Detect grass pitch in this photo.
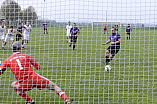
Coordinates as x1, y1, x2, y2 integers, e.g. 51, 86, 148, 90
0, 26, 156, 104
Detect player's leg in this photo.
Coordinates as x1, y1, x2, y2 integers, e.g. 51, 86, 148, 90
11, 81, 34, 103
73, 38, 77, 50
10, 39, 14, 48
66, 32, 69, 43
3, 35, 9, 50
129, 33, 130, 40
69, 37, 72, 47
44, 28, 45, 34
69, 34, 71, 43
103, 46, 111, 65
46, 28, 48, 34
127, 33, 128, 40
109, 48, 120, 62
67, 36, 69, 43
24, 34, 28, 49
35, 73, 75, 104
16, 34, 19, 41
104, 29, 106, 34
1, 34, 5, 49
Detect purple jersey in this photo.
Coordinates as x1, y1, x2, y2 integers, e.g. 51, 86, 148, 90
70, 27, 79, 38
17, 26, 23, 33
114, 25, 118, 29
43, 24, 47, 28
126, 26, 131, 32
110, 33, 121, 49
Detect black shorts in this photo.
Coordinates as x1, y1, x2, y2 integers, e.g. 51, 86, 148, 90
44, 28, 47, 30
115, 28, 118, 31
104, 28, 107, 31
16, 34, 23, 41
71, 38, 77, 43
107, 46, 120, 56
126, 32, 130, 35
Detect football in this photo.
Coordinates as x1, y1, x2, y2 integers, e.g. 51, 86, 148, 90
105, 65, 111, 72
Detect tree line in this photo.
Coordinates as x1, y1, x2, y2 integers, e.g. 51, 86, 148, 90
1, 0, 38, 26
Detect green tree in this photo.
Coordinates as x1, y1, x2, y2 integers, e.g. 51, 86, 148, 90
1, 0, 21, 26
21, 6, 38, 25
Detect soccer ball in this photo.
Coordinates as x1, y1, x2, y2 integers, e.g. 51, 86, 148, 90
105, 65, 111, 72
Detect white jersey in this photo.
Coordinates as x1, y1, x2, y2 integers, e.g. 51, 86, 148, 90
24, 25, 32, 34
66, 25, 72, 34
0, 26, 7, 34
7, 29, 16, 36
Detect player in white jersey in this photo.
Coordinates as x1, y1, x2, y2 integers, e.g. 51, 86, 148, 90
3, 26, 21, 50
0, 21, 7, 49
23, 21, 32, 49
65, 21, 72, 43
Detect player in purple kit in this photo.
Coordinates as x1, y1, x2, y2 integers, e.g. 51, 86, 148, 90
126, 24, 132, 40
102, 27, 121, 64
114, 24, 118, 32
69, 23, 80, 50
43, 22, 48, 34
16, 23, 28, 46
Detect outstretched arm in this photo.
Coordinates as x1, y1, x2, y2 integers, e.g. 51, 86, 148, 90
102, 39, 111, 45
28, 55, 41, 70
0, 60, 7, 75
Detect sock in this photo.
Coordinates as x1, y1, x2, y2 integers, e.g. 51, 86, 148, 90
4, 43, 6, 47
105, 55, 109, 63
69, 39, 70, 42
22, 41, 24, 45
73, 45, 75, 50
2, 42, 4, 47
127, 37, 128, 40
16, 90, 33, 102
129, 37, 130, 39
44, 32, 45, 34
58, 91, 70, 102
24, 42, 27, 48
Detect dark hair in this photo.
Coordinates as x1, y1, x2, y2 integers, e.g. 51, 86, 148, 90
73, 23, 76, 25
128, 24, 130, 25
10, 26, 13, 28
112, 27, 116, 30
13, 47, 20, 52
19, 23, 21, 25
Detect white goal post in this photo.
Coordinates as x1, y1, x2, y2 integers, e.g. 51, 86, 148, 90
92, 21, 121, 31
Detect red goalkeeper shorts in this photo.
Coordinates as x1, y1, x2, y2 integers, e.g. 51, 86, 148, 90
15, 73, 50, 91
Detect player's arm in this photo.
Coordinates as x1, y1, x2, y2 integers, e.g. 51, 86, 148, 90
111, 38, 121, 44
76, 29, 80, 36
15, 30, 22, 36
23, 26, 29, 32
111, 36, 121, 44
102, 39, 111, 45
0, 60, 8, 75
8, 30, 14, 36
28, 55, 40, 70
65, 27, 67, 35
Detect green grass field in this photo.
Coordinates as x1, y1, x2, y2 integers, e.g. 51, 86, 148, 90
0, 27, 157, 104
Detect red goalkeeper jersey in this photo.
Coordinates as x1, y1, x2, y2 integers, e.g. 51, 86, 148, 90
1, 52, 40, 81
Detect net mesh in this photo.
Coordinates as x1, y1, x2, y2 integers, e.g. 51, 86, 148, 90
0, 0, 156, 104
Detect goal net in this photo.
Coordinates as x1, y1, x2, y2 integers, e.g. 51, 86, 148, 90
0, 0, 157, 104
92, 21, 121, 31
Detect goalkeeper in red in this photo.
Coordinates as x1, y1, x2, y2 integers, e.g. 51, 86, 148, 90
0, 41, 75, 104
